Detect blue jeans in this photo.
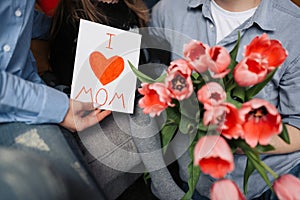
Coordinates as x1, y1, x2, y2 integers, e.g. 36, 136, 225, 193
0, 122, 106, 200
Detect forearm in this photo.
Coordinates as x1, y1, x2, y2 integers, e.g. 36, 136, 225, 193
0, 71, 68, 124
268, 124, 300, 154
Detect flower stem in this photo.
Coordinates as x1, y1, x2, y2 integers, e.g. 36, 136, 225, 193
236, 140, 279, 179
252, 154, 279, 179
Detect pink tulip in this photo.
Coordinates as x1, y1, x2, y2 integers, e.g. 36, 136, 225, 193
183, 40, 210, 73
233, 55, 268, 87
138, 83, 173, 117
194, 135, 234, 179
273, 174, 300, 200
165, 59, 194, 100
197, 82, 226, 106
211, 179, 246, 200
207, 46, 231, 78
203, 104, 227, 126
203, 103, 244, 139
239, 98, 282, 148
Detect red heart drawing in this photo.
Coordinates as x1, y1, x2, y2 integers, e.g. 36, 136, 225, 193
89, 51, 124, 85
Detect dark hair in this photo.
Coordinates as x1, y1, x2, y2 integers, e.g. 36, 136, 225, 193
50, 0, 149, 38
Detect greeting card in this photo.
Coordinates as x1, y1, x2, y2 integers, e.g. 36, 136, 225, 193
71, 19, 141, 113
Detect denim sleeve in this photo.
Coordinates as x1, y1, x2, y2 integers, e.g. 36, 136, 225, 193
278, 56, 300, 129
32, 10, 51, 39
0, 70, 69, 124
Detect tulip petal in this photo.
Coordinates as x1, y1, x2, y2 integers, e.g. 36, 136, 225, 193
240, 99, 282, 148
194, 136, 234, 179
273, 174, 300, 200
211, 179, 246, 200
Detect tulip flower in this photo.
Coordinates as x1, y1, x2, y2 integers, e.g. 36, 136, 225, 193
233, 55, 268, 87
165, 59, 194, 100
203, 103, 244, 139
211, 179, 246, 200
273, 174, 300, 200
194, 135, 234, 179
183, 40, 210, 73
244, 33, 288, 70
197, 82, 226, 107
207, 46, 231, 78
138, 83, 173, 117
239, 98, 282, 148
234, 33, 288, 86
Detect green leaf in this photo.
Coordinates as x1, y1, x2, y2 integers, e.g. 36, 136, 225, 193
230, 32, 241, 66
224, 32, 241, 82
192, 79, 203, 85
246, 151, 273, 189
161, 123, 178, 153
155, 73, 167, 83
278, 123, 290, 144
246, 68, 278, 100
243, 158, 255, 194
181, 138, 201, 200
179, 97, 199, 120
192, 72, 199, 79
198, 120, 208, 132
143, 172, 151, 184
255, 144, 275, 153
226, 91, 243, 108
231, 86, 246, 103
224, 78, 237, 93
179, 115, 197, 134
166, 107, 181, 125
128, 60, 155, 83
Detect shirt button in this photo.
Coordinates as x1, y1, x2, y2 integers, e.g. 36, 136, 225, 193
3, 44, 11, 52
15, 9, 22, 17
209, 24, 214, 29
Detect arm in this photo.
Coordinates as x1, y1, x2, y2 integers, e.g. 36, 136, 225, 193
268, 124, 300, 154
32, 10, 51, 39
266, 54, 300, 154
0, 70, 111, 131
0, 70, 68, 124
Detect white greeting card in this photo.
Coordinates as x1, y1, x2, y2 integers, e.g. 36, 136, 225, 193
71, 19, 141, 113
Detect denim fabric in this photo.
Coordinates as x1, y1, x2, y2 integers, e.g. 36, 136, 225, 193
0, 147, 68, 200
0, 122, 106, 200
0, 0, 69, 124
252, 163, 300, 200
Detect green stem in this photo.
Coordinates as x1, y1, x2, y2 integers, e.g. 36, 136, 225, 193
248, 152, 278, 179
245, 150, 278, 179
236, 140, 279, 179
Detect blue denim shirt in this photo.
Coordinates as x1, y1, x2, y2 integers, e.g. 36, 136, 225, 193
147, 0, 300, 199
150, 0, 300, 129
0, 0, 69, 124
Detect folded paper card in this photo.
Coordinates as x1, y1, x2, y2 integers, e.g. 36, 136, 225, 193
71, 19, 141, 113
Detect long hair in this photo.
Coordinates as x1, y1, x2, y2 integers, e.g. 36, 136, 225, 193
50, 0, 149, 39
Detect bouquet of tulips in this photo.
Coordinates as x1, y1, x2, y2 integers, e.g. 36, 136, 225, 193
129, 33, 300, 199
